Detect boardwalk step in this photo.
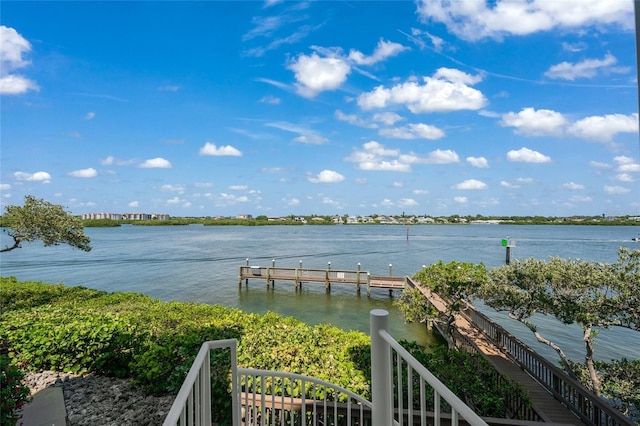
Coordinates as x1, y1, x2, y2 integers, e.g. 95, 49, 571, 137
20, 386, 67, 426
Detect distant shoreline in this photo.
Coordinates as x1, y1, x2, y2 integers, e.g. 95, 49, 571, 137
81, 215, 640, 228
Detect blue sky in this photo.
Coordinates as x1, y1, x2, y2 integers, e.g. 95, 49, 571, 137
1, 1, 638, 218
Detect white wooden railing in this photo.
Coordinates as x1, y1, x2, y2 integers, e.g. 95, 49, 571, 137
164, 310, 488, 426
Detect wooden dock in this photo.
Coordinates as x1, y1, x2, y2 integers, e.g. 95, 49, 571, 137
237, 263, 631, 425
415, 286, 592, 425
238, 264, 408, 295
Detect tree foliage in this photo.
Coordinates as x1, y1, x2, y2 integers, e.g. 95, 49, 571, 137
0, 195, 91, 252
571, 358, 640, 420
483, 248, 640, 396
398, 261, 489, 344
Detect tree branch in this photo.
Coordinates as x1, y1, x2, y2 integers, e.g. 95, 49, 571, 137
0, 235, 21, 253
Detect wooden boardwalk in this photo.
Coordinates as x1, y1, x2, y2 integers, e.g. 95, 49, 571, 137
237, 264, 631, 426
415, 286, 587, 426
238, 264, 407, 295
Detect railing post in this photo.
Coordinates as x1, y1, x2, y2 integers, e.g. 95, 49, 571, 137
370, 309, 392, 426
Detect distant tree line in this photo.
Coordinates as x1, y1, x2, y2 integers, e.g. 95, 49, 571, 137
81, 214, 640, 227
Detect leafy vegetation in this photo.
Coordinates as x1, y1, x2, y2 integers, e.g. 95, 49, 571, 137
484, 248, 640, 396
571, 358, 640, 420
400, 341, 531, 419
81, 219, 122, 227
396, 252, 640, 421
397, 261, 488, 343
0, 354, 31, 426
0, 195, 91, 252
0, 277, 529, 422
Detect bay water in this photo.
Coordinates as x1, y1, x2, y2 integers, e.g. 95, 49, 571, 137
1, 224, 638, 362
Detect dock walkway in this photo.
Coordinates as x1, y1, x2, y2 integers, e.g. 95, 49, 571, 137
420, 287, 583, 425
238, 264, 406, 295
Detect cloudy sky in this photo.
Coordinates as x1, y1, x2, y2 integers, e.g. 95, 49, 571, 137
1, 1, 638, 217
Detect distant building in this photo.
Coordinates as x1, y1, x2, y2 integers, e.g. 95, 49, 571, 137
236, 214, 253, 220
82, 212, 122, 220
83, 212, 170, 220
123, 213, 170, 220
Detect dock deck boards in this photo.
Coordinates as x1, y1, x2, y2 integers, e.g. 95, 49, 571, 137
238, 265, 407, 293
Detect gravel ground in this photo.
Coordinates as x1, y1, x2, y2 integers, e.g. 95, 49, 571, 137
22, 371, 175, 425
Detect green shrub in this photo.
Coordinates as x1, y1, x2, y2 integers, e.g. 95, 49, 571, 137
398, 341, 530, 418
2, 307, 138, 377
0, 277, 532, 421
0, 277, 105, 313
1, 354, 31, 426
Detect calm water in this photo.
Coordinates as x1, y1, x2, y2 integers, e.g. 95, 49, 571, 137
1, 224, 638, 361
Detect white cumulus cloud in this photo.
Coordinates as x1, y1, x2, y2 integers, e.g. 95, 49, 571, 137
0, 26, 39, 95
507, 147, 551, 163
68, 168, 97, 178
357, 67, 486, 113
14, 171, 51, 183
161, 184, 186, 193
345, 142, 410, 172
615, 174, 635, 182
416, 0, 633, 41
544, 53, 627, 81
379, 123, 445, 140
604, 185, 630, 195
563, 182, 585, 190
401, 149, 460, 164
501, 107, 567, 137
348, 39, 409, 66
308, 169, 345, 183
139, 157, 172, 168
466, 156, 489, 168
288, 52, 351, 98
454, 179, 488, 190
567, 113, 638, 143
334, 110, 377, 128
372, 112, 405, 126
199, 142, 242, 156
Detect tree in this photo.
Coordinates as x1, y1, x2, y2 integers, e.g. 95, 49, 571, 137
1, 196, 91, 253
483, 248, 640, 396
397, 261, 489, 342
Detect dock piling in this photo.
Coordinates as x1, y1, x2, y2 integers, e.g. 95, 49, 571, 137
239, 262, 408, 295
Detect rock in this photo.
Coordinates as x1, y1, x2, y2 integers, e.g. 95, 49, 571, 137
23, 371, 174, 425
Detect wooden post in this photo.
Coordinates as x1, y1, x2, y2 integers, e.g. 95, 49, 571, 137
271, 259, 275, 286
296, 260, 302, 288
245, 258, 249, 285
326, 262, 331, 290
505, 246, 511, 265
356, 263, 361, 294
366, 273, 371, 297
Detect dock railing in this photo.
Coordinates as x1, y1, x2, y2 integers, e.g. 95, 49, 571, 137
370, 309, 489, 426
239, 263, 408, 294
458, 304, 634, 426
164, 310, 489, 426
